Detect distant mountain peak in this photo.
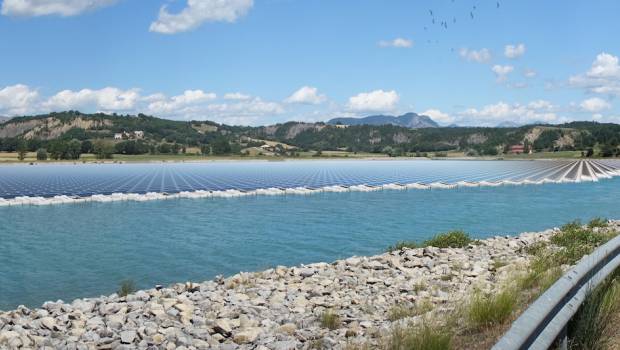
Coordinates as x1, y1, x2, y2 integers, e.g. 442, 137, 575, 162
327, 112, 439, 128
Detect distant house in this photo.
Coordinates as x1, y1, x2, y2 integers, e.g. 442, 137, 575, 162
260, 144, 276, 152
509, 144, 525, 154
134, 131, 144, 139
114, 133, 124, 140
334, 124, 349, 129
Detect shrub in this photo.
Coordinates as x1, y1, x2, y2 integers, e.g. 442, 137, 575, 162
320, 310, 341, 330
588, 217, 608, 229
118, 279, 136, 297
387, 231, 473, 252
550, 221, 616, 265
386, 241, 419, 252
467, 288, 517, 329
423, 230, 472, 248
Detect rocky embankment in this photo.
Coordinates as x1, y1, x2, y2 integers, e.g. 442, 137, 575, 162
0, 228, 574, 349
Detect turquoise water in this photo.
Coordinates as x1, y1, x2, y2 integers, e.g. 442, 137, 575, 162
1, 178, 620, 310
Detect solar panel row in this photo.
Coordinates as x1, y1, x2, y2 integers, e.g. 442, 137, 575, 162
0, 159, 618, 202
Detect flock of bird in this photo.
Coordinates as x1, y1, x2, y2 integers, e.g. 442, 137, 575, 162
422, 1, 502, 46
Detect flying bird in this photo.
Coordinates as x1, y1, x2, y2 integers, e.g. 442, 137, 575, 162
470, 11, 474, 19
429, 9, 433, 16
497, 2, 500, 8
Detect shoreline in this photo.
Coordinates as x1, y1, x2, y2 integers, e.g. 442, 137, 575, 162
2, 222, 617, 349
1, 222, 618, 349
0, 227, 554, 349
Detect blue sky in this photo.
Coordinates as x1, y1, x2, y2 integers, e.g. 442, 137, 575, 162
0, 0, 619, 126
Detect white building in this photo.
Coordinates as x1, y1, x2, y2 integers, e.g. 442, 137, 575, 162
114, 133, 123, 140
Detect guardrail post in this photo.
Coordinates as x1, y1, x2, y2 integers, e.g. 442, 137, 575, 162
558, 325, 568, 350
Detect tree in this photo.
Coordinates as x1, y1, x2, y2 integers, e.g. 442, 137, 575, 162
17, 140, 27, 161
93, 139, 114, 159
48, 140, 67, 160
211, 137, 232, 155
81, 140, 93, 154
36, 148, 48, 161
67, 140, 82, 159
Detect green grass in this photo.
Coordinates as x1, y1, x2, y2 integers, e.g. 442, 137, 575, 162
550, 221, 616, 265
384, 322, 452, 350
467, 287, 518, 330
387, 230, 473, 252
320, 309, 341, 330
567, 270, 620, 350
117, 279, 136, 297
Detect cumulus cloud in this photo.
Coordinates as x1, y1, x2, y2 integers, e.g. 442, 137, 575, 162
346, 89, 399, 113
44, 87, 141, 112
0, 84, 287, 125
569, 52, 620, 96
223, 92, 251, 100
492, 65, 514, 82
150, 0, 253, 34
284, 86, 326, 105
459, 48, 491, 63
1, 0, 116, 17
145, 92, 282, 125
421, 109, 454, 125
580, 97, 611, 112
0, 84, 40, 116
146, 90, 216, 114
378, 38, 413, 48
459, 100, 557, 126
504, 43, 526, 59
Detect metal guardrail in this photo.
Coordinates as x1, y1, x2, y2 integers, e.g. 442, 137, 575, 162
493, 233, 620, 350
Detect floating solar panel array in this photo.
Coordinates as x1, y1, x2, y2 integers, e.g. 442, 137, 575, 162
0, 159, 618, 207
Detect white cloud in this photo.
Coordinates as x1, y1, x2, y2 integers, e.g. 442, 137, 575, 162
146, 89, 216, 114
285, 86, 326, 105
1, 0, 116, 17
524, 69, 537, 78
459, 48, 491, 63
580, 97, 611, 112
0, 84, 40, 116
150, 0, 253, 34
504, 43, 526, 59
570, 52, 620, 96
378, 38, 413, 48
346, 89, 399, 113
492, 64, 514, 82
459, 100, 557, 126
223, 92, 251, 100
421, 109, 454, 125
0, 84, 287, 125
44, 87, 141, 111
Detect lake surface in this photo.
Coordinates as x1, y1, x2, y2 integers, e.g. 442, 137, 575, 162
1, 175, 620, 310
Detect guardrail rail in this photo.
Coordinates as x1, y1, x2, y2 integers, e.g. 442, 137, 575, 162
493, 233, 620, 350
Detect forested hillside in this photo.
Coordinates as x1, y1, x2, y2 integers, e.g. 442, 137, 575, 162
1, 111, 619, 159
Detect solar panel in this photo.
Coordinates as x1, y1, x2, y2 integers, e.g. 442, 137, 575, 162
0, 159, 618, 206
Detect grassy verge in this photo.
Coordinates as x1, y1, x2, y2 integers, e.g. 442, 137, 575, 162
375, 218, 618, 350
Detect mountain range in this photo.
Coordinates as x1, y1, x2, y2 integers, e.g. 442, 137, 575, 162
328, 112, 439, 128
